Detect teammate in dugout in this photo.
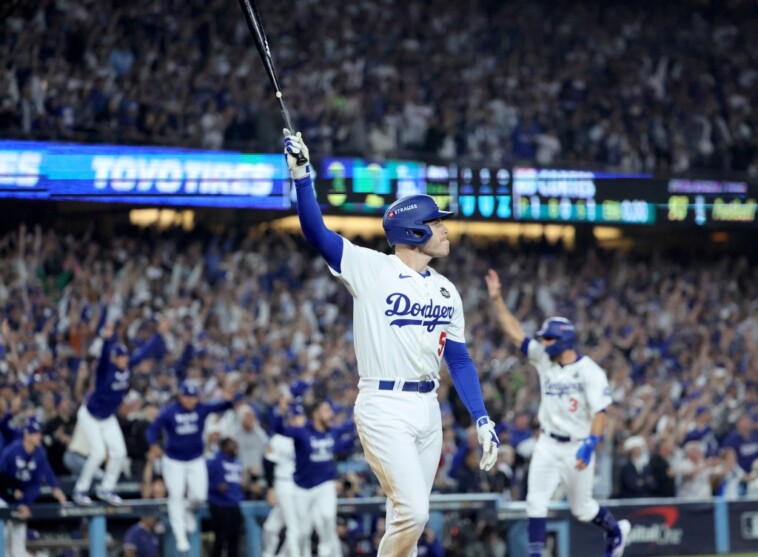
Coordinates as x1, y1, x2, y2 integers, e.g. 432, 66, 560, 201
484, 269, 631, 557
0, 417, 67, 557
73, 320, 168, 506
146, 380, 237, 554
284, 130, 499, 556
275, 398, 356, 557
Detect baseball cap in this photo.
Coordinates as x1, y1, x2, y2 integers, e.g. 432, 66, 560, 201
24, 416, 42, 434
695, 405, 710, 417
179, 381, 199, 397
111, 343, 128, 358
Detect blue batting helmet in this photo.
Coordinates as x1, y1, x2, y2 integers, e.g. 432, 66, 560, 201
536, 317, 576, 358
382, 195, 453, 247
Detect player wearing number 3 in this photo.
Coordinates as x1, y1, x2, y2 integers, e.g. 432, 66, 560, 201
484, 269, 631, 557
284, 130, 499, 557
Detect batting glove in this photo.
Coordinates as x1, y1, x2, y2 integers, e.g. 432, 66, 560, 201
576, 434, 600, 466
283, 129, 311, 180
476, 416, 500, 471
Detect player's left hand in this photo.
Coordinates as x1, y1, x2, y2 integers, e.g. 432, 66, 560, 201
575, 434, 599, 470
476, 416, 500, 471
52, 487, 67, 504
283, 129, 311, 180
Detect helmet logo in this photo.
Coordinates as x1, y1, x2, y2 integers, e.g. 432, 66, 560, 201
393, 203, 418, 215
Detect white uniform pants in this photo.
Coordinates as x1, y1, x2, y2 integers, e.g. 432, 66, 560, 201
293, 480, 340, 557
526, 435, 600, 522
263, 479, 302, 557
0, 499, 26, 557
163, 456, 208, 550
354, 388, 442, 557
74, 405, 127, 493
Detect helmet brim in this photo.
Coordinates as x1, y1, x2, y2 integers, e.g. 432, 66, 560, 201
421, 209, 454, 223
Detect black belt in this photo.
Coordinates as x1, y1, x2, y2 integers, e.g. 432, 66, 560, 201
378, 380, 436, 393
541, 428, 572, 443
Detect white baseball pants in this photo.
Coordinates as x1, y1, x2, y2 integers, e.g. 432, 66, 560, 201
293, 480, 341, 557
263, 479, 303, 557
0, 500, 27, 557
354, 386, 442, 557
526, 434, 599, 522
163, 456, 208, 550
73, 405, 127, 493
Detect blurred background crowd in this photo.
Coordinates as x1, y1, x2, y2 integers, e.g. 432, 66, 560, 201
0, 222, 757, 553
1, 0, 757, 173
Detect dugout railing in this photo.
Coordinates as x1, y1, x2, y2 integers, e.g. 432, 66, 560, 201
1, 494, 757, 557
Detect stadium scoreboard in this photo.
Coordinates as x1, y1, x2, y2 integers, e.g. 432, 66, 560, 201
1, 140, 755, 227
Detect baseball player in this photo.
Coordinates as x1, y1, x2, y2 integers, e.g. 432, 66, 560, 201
284, 130, 499, 556
207, 437, 244, 557
146, 381, 235, 554
262, 430, 300, 557
484, 269, 631, 557
276, 399, 355, 557
0, 417, 67, 557
73, 322, 166, 506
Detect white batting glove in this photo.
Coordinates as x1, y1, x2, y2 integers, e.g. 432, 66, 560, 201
283, 129, 311, 180
476, 416, 500, 471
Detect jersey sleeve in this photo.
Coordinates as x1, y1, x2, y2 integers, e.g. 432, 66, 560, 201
582, 361, 613, 414
328, 238, 387, 299
524, 338, 551, 370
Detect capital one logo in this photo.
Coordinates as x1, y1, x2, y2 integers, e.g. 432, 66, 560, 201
626, 506, 684, 546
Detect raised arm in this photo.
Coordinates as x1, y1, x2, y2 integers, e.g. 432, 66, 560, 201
484, 269, 526, 347
283, 130, 344, 272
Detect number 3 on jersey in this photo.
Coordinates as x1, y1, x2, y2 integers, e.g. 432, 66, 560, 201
568, 397, 578, 413
437, 331, 447, 356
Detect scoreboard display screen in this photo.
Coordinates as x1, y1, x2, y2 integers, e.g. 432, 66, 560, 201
318, 158, 456, 215
510, 167, 657, 225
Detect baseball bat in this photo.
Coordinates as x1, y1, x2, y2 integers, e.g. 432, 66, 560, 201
238, 0, 307, 166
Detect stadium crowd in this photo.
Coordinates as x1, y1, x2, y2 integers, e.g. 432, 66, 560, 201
2, 0, 757, 173
0, 222, 757, 554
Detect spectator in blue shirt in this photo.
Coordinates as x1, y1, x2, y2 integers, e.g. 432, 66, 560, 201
123, 516, 160, 557
722, 414, 758, 474
207, 437, 244, 557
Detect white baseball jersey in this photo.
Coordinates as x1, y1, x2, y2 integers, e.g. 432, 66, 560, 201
330, 238, 464, 380
525, 338, 612, 439
266, 434, 295, 483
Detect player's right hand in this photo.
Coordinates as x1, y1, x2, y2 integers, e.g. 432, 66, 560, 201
16, 504, 31, 520
283, 129, 311, 180
148, 444, 163, 461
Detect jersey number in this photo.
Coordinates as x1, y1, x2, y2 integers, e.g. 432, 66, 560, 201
568, 397, 578, 413
437, 332, 447, 356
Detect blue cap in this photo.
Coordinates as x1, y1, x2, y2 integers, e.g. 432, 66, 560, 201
179, 381, 199, 397
290, 380, 311, 399
696, 405, 710, 417
24, 416, 42, 434
111, 343, 128, 358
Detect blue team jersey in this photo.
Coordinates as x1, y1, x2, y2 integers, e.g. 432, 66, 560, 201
722, 430, 758, 473
123, 522, 159, 557
280, 421, 355, 489
207, 452, 244, 507
87, 334, 164, 419
0, 440, 58, 505
146, 400, 233, 461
